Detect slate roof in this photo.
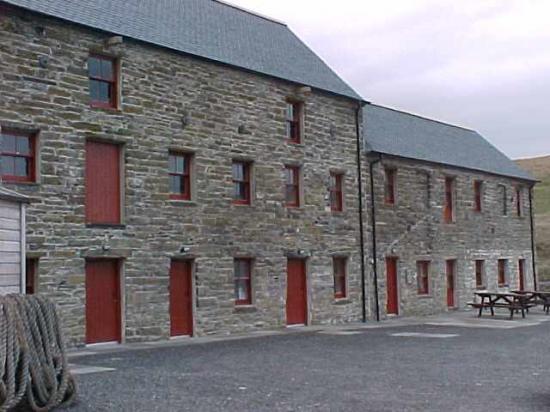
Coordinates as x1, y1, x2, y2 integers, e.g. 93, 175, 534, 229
363, 104, 535, 182
2, 0, 362, 101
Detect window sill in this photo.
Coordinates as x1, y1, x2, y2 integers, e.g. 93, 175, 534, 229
169, 199, 197, 207
1, 180, 39, 186
232, 201, 252, 207
233, 305, 257, 314
333, 298, 351, 305
417, 294, 432, 299
90, 104, 122, 113
286, 140, 303, 146
498, 284, 509, 288
86, 224, 126, 229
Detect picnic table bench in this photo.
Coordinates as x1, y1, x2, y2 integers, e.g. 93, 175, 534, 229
468, 291, 533, 319
512, 290, 550, 314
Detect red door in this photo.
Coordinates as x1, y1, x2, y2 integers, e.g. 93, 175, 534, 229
85, 140, 121, 225
386, 257, 398, 315
446, 260, 455, 308
86, 259, 121, 344
170, 260, 193, 337
518, 259, 525, 291
286, 259, 307, 325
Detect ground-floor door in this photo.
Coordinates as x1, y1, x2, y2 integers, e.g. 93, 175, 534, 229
286, 259, 307, 325
446, 260, 456, 308
386, 257, 399, 315
86, 259, 121, 344
518, 259, 525, 291
170, 260, 193, 337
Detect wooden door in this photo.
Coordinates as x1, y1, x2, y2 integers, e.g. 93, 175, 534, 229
86, 259, 121, 344
85, 140, 121, 225
518, 259, 525, 291
286, 259, 307, 325
386, 257, 398, 315
170, 260, 193, 337
446, 260, 455, 308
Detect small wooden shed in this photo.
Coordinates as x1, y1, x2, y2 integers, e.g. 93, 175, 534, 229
0, 186, 29, 295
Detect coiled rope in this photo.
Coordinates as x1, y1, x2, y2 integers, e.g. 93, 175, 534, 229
0, 295, 76, 411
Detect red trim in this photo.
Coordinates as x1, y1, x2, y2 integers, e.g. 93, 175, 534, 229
0, 129, 37, 183
89, 55, 118, 109
169, 152, 191, 201
330, 173, 343, 212
285, 165, 300, 207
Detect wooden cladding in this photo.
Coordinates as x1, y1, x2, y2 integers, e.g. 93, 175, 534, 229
85, 140, 121, 225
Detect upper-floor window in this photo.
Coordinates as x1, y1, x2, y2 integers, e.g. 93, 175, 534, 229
473, 180, 483, 212
0, 129, 36, 183
384, 168, 396, 205
169, 152, 192, 201
285, 165, 300, 207
329, 172, 344, 212
515, 187, 523, 217
285, 101, 303, 144
444, 177, 455, 223
417, 261, 430, 295
88, 55, 118, 109
333, 257, 347, 299
475, 260, 485, 289
498, 259, 508, 287
232, 161, 251, 205
499, 185, 507, 216
234, 258, 252, 305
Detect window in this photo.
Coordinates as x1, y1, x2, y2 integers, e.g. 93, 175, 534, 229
234, 259, 252, 305
169, 152, 192, 200
384, 168, 396, 205
515, 187, 523, 217
498, 259, 508, 287
444, 177, 455, 223
518, 259, 526, 291
499, 185, 507, 216
88, 55, 118, 108
329, 172, 343, 212
285, 165, 300, 207
0, 129, 36, 183
285, 101, 303, 143
25, 258, 38, 295
333, 257, 347, 299
475, 260, 485, 289
417, 261, 430, 295
473, 180, 483, 212
85, 140, 121, 225
232, 161, 251, 205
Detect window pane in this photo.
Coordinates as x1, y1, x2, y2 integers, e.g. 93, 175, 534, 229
1, 156, 15, 175
88, 57, 101, 78
176, 156, 185, 174
233, 163, 244, 181
14, 157, 28, 177
16, 136, 30, 155
169, 155, 177, 173
334, 276, 345, 295
285, 168, 296, 184
286, 104, 294, 121
170, 175, 181, 194
98, 82, 110, 102
101, 59, 114, 81
235, 279, 249, 301
286, 185, 297, 204
234, 182, 246, 200
1, 134, 16, 153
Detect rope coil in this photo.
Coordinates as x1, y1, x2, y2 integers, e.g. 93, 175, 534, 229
0, 295, 76, 411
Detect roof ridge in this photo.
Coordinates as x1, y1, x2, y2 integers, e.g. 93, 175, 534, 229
211, 0, 287, 26
369, 103, 475, 133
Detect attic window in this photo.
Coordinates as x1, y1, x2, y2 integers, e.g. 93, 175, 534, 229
88, 55, 118, 108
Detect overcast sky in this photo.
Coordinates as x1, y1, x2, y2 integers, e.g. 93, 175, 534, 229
229, 0, 549, 159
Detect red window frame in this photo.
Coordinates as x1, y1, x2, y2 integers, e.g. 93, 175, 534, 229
285, 165, 300, 207
234, 258, 252, 305
384, 168, 396, 205
417, 261, 430, 295
473, 180, 482, 212
516, 187, 522, 217
232, 161, 251, 205
444, 177, 454, 223
498, 259, 507, 287
285, 101, 302, 144
330, 172, 343, 212
475, 260, 485, 289
0, 129, 36, 183
169, 152, 191, 201
333, 257, 347, 299
88, 54, 118, 109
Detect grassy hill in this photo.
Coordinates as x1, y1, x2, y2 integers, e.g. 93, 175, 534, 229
515, 155, 550, 283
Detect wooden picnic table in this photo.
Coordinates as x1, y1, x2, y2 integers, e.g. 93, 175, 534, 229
512, 290, 550, 314
470, 291, 532, 319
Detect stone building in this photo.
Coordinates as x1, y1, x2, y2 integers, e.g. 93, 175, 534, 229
0, 0, 365, 346
362, 104, 537, 319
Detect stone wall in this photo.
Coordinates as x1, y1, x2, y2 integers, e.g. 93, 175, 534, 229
0, 8, 363, 346
365, 155, 535, 317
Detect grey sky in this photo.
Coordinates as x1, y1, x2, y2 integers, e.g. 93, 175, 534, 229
228, 0, 550, 159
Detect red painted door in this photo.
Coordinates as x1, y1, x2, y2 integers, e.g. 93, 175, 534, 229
85, 140, 121, 225
286, 259, 307, 325
170, 260, 193, 337
446, 260, 455, 308
518, 259, 525, 291
86, 259, 121, 344
386, 257, 398, 315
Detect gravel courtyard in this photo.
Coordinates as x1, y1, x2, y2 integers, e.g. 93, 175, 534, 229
64, 314, 550, 412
